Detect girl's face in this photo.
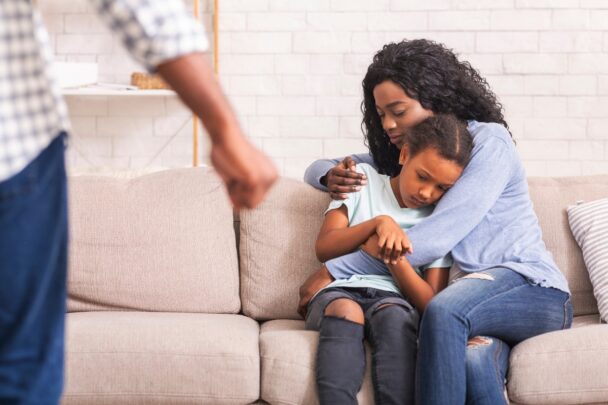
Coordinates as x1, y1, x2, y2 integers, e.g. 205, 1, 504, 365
373, 80, 434, 148
396, 146, 463, 209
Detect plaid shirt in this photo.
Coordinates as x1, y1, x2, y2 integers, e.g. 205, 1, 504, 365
0, 0, 208, 182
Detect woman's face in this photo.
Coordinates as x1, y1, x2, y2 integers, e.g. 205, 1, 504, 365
373, 80, 434, 148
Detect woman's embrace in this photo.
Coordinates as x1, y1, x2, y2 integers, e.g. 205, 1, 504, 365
303, 39, 572, 405
300, 115, 472, 404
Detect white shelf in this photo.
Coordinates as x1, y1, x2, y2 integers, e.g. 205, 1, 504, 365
62, 86, 176, 97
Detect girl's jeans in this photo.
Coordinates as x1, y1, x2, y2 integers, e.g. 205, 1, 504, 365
416, 267, 573, 405
0, 134, 68, 404
306, 287, 419, 405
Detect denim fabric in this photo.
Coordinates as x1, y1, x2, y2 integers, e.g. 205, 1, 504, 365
306, 287, 419, 405
315, 316, 365, 405
416, 267, 573, 405
466, 336, 510, 405
0, 134, 68, 404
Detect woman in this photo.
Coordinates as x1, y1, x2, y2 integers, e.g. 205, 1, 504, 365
304, 39, 572, 404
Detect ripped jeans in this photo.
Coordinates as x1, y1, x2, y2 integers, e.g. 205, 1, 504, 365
305, 287, 419, 405
416, 267, 573, 405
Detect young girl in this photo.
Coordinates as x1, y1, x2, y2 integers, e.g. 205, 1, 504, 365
299, 114, 473, 405
305, 39, 572, 405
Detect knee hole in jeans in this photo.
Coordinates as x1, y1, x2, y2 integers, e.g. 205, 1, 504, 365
324, 298, 364, 325
467, 336, 492, 348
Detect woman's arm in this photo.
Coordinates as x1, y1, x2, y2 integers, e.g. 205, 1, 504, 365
387, 260, 449, 313
304, 153, 375, 194
406, 131, 515, 267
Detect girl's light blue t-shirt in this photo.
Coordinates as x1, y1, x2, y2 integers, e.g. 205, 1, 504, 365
322, 163, 452, 294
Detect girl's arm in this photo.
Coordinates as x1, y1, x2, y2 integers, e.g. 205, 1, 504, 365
387, 259, 449, 313
316, 206, 410, 263
304, 153, 375, 192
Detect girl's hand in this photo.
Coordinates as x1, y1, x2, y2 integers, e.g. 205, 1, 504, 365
298, 267, 334, 319
322, 157, 368, 200
375, 215, 413, 264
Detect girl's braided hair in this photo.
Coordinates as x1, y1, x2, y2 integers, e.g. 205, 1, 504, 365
406, 114, 473, 169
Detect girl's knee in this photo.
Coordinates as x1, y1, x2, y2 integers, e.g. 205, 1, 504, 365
324, 298, 364, 325
370, 304, 418, 332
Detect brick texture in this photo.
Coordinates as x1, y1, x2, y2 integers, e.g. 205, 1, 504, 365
42, 0, 608, 177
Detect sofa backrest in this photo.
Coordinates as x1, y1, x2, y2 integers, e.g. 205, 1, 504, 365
527, 175, 608, 316
239, 178, 329, 320
240, 175, 608, 320
68, 168, 240, 313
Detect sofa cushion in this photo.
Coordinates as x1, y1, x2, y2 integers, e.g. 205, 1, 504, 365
68, 168, 240, 313
527, 175, 608, 316
507, 324, 608, 404
572, 314, 602, 328
567, 197, 608, 322
240, 178, 330, 320
62, 312, 259, 404
259, 320, 374, 405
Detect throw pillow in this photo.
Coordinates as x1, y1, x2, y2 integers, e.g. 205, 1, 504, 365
567, 198, 608, 322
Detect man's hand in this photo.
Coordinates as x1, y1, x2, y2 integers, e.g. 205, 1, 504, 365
323, 156, 368, 200
157, 53, 277, 209
298, 266, 334, 319
210, 135, 277, 209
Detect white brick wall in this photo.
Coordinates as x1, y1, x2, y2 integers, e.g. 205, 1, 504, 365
41, 0, 608, 177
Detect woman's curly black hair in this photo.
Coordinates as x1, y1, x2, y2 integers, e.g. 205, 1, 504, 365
362, 39, 510, 177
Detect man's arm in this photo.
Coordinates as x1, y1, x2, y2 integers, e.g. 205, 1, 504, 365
157, 55, 276, 209
90, 0, 276, 208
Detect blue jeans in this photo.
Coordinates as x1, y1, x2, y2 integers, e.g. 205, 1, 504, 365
0, 135, 68, 404
416, 267, 573, 405
306, 287, 419, 405
465, 336, 510, 404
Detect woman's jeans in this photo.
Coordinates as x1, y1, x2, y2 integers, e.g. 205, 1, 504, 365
416, 267, 573, 405
0, 135, 68, 404
305, 287, 419, 405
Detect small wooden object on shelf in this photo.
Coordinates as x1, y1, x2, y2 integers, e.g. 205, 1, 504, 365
130, 72, 171, 90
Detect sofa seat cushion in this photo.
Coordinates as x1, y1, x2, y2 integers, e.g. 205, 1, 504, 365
507, 324, 608, 404
63, 312, 260, 405
259, 320, 374, 405
572, 313, 601, 328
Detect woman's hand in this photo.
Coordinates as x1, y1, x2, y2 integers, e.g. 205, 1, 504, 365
298, 267, 335, 319
322, 157, 368, 200
374, 215, 413, 264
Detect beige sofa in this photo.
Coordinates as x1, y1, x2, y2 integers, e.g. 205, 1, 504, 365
61, 168, 608, 405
